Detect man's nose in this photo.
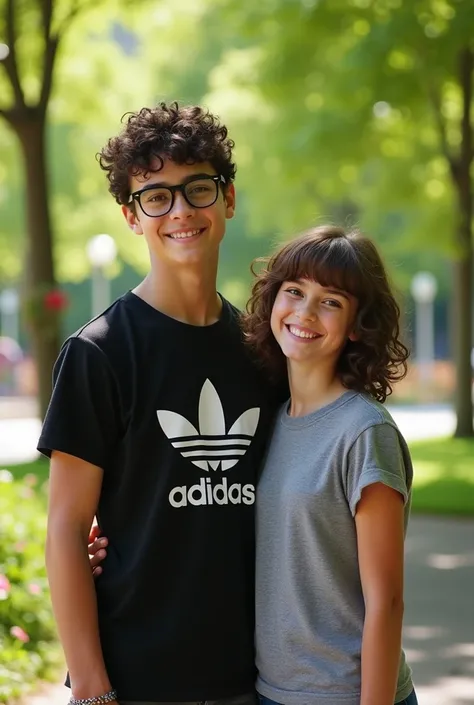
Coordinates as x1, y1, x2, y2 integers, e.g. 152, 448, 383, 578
170, 191, 195, 218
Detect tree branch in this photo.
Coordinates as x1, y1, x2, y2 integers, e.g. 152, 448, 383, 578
38, 0, 98, 110
427, 84, 451, 160
57, 0, 98, 36
2, 0, 26, 108
39, 0, 58, 111
459, 47, 473, 170
426, 80, 460, 183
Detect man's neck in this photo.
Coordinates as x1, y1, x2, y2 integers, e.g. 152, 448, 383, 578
133, 264, 222, 326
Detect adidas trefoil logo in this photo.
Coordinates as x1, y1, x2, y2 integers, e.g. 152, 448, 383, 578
157, 379, 260, 472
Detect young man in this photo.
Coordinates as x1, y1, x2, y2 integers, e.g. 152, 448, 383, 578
38, 103, 280, 705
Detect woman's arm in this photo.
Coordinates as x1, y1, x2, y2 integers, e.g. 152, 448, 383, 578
355, 482, 405, 705
46, 450, 117, 703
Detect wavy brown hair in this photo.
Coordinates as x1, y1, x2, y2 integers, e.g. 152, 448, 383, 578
243, 225, 409, 402
98, 102, 236, 206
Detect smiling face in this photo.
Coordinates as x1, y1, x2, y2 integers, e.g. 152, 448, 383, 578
122, 157, 235, 269
270, 278, 359, 370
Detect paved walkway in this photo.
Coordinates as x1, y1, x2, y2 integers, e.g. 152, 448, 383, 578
20, 515, 474, 705
403, 516, 474, 705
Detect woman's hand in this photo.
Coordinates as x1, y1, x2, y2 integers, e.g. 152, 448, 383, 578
88, 524, 108, 577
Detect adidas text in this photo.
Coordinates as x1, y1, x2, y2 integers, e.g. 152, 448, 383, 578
169, 477, 256, 508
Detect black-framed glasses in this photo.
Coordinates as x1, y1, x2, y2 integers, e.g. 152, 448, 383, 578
128, 174, 226, 217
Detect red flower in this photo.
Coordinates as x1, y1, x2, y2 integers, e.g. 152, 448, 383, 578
43, 289, 68, 312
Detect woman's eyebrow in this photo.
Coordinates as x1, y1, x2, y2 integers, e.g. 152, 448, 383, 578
322, 287, 350, 300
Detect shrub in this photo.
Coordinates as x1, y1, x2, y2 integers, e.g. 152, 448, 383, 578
0, 469, 59, 703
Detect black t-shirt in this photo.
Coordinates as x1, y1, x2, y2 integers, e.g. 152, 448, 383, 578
38, 292, 280, 702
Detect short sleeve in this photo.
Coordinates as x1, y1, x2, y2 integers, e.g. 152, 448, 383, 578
345, 423, 413, 516
37, 338, 122, 469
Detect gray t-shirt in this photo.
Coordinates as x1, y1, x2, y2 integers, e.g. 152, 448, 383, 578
255, 391, 414, 705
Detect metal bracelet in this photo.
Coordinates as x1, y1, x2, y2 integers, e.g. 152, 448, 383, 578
69, 689, 117, 705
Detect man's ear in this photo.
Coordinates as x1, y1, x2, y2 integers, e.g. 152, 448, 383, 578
122, 204, 143, 235
224, 183, 236, 220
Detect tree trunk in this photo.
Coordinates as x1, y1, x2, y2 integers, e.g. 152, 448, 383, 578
453, 48, 473, 438
15, 109, 60, 421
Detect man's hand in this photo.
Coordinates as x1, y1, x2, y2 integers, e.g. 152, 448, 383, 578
88, 525, 108, 577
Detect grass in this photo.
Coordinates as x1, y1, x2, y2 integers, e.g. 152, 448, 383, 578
5, 457, 49, 485
408, 436, 474, 516
3, 437, 474, 516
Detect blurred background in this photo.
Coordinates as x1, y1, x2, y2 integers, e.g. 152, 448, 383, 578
0, 1, 473, 704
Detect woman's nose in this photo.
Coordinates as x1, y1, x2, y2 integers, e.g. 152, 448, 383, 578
296, 304, 317, 323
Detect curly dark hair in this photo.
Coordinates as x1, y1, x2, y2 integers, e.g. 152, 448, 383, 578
243, 225, 409, 403
97, 101, 236, 205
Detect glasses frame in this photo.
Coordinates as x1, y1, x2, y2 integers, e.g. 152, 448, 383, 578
128, 174, 226, 218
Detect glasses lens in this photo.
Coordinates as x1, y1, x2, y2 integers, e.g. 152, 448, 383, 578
139, 187, 173, 217
184, 178, 218, 208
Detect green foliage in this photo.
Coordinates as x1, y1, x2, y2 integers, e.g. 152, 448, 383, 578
205, 0, 472, 264
410, 436, 474, 515
0, 469, 59, 703
0, 0, 155, 283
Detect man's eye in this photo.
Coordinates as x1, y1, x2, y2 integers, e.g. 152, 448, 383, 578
189, 185, 211, 194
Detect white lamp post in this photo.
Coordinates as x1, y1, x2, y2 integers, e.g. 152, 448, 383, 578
0, 288, 20, 342
86, 234, 117, 317
410, 272, 438, 387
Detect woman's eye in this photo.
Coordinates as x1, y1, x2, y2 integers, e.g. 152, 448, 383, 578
285, 288, 301, 296
323, 299, 342, 308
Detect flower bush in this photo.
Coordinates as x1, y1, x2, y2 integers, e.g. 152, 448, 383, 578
0, 469, 60, 703
23, 284, 69, 342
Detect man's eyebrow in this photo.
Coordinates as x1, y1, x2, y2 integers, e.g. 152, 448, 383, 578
137, 173, 215, 189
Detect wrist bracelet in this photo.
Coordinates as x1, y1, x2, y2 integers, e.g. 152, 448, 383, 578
69, 689, 117, 705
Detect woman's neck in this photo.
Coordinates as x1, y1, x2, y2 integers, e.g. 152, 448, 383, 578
133, 262, 221, 326
287, 361, 348, 417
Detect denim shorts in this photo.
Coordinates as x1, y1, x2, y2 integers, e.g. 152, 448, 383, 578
257, 690, 418, 705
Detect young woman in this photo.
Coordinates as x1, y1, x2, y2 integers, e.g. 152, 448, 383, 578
89, 224, 417, 705
244, 225, 416, 705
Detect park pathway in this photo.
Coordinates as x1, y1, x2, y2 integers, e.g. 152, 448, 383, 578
21, 514, 474, 705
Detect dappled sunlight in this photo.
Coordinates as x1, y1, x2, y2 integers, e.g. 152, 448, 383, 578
426, 552, 474, 569
403, 517, 474, 703
404, 625, 446, 640
402, 647, 427, 664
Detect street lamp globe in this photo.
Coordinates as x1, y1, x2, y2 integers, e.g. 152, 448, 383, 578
86, 235, 117, 317
410, 271, 437, 304
86, 234, 117, 269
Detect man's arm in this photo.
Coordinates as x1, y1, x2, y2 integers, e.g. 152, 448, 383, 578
46, 450, 116, 702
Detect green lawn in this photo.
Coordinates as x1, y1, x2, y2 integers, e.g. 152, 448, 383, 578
3, 437, 474, 516
408, 436, 474, 516
6, 457, 50, 485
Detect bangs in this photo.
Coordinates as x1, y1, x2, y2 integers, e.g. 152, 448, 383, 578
273, 234, 366, 299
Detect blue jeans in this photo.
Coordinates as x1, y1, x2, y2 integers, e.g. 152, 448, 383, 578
258, 690, 418, 705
